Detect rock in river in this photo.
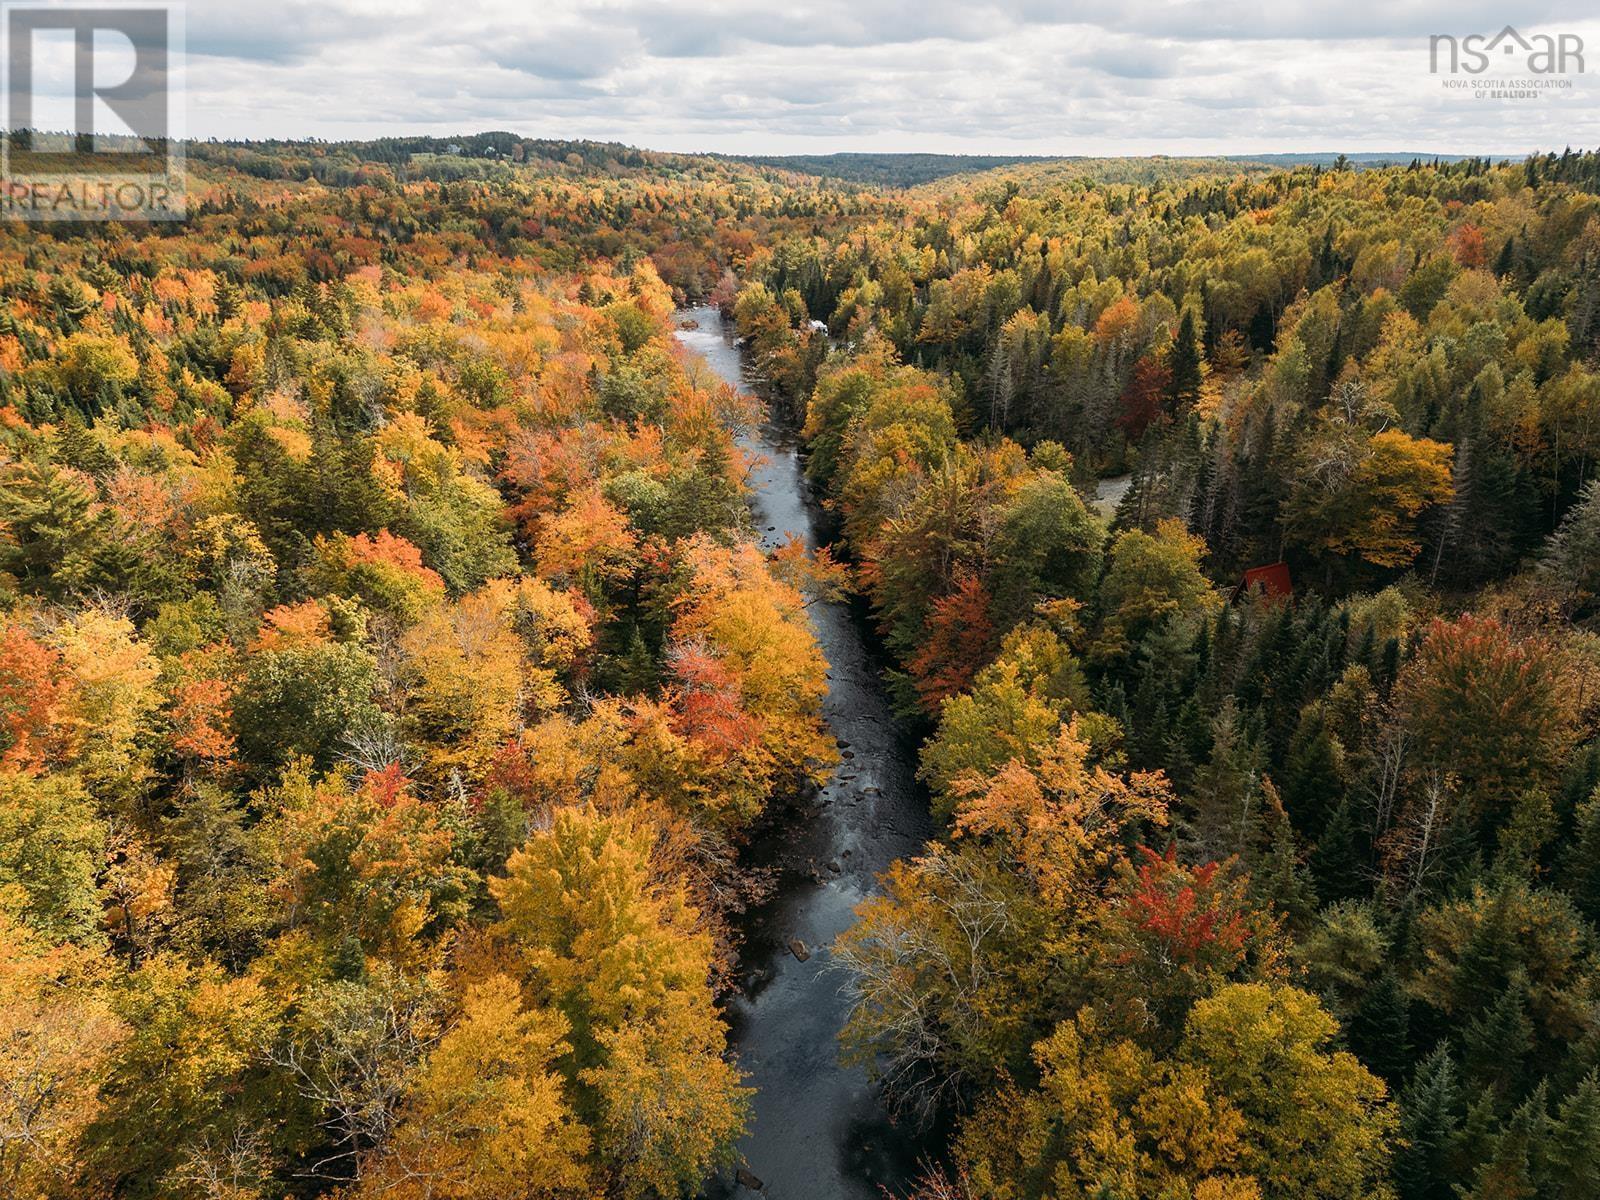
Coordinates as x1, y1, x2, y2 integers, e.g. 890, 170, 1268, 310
787, 938, 811, 962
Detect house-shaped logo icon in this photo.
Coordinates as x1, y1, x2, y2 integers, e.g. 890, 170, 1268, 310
1484, 26, 1534, 56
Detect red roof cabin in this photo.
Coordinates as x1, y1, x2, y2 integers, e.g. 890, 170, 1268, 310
1230, 561, 1293, 606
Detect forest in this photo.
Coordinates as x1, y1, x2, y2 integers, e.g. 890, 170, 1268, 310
4, 140, 1600, 1200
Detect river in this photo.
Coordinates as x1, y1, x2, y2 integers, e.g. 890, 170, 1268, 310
673, 307, 936, 1199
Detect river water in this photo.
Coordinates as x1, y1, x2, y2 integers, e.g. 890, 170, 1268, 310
674, 307, 935, 1199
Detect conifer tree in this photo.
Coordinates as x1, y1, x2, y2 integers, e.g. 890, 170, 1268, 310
1394, 1048, 1466, 1200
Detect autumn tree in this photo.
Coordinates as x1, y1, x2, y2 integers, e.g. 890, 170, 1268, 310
357, 974, 590, 1199
1093, 518, 1218, 662
919, 621, 1090, 819
1287, 428, 1454, 569
959, 983, 1393, 1200
663, 535, 832, 824
0, 623, 74, 772
1397, 615, 1582, 855
0, 918, 124, 1200
82, 954, 285, 1199
0, 769, 105, 944
839, 721, 1173, 1116
907, 570, 996, 710
491, 807, 749, 1196
265, 764, 470, 964
1092, 845, 1276, 1042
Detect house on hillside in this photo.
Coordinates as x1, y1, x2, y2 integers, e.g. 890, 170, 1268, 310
1229, 561, 1293, 605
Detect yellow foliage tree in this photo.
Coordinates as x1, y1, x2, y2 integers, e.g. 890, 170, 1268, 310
1287, 428, 1453, 568
491, 806, 749, 1197
960, 983, 1394, 1200
52, 609, 161, 810
359, 974, 590, 1200
400, 582, 527, 785
0, 918, 125, 1200
667, 535, 833, 822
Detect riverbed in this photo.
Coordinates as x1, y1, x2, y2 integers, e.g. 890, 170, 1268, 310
674, 307, 935, 1199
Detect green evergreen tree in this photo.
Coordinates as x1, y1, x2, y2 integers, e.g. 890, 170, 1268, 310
1250, 803, 1317, 927
1282, 708, 1346, 840
1310, 797, 1369, 903
1540, 1072, 1600, 1197
1347, 966, 1412, 1084
1165, 308, 1203, 410
1183, 699, 1265, 863
1395, 1047, 1465, 1200
1460, 1085, 1552, 1200
1461, 978, 1535, 1102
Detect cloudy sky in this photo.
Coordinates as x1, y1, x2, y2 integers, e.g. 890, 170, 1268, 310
96, 0, 1600, 153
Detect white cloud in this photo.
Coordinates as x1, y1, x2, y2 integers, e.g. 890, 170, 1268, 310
153, 0, 1600, 153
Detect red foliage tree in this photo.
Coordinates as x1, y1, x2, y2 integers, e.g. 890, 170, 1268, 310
667, 641, 761, 756
907, 569, 995, 710
168, 669, 237, 770
1116, 355, 1173, 442
0, 623, 72, 772
1121, 845, 1252, 967
1448, 222, 1488, 269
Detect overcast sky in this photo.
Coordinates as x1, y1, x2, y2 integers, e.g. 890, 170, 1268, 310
68, 1, 1600, 154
